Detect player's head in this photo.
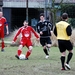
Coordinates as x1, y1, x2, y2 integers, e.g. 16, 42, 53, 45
40, 13, 45, 21
61, 13, 68, 21
0, 11, 3, 18
23, 20, 28, 27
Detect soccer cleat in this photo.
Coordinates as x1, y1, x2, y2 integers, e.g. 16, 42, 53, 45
25, 58, 28, 60
61, 68, 66, 70
1, 49, 4, 52
15, 55, 19, 59
45, 55, 49, 59
65, 63, 71, 70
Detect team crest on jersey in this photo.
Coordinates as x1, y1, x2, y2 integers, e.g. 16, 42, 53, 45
24, 34, 29, 37
45, 22, 47, 25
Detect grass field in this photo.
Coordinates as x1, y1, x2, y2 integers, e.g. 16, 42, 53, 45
0, 46, 75, 75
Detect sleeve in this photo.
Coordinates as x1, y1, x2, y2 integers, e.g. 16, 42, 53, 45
4, 17, 8, 26
36, 23, 40, 33
66, 25, 72, 36
13, 28, 21, 42
31, 27, 39, 38
54, 26, 57, 36
48, 22, 53, 31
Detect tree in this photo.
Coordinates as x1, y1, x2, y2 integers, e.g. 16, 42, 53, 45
47, 0, 63, 25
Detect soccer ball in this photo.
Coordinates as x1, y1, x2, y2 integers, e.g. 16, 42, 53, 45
19, 54, 25, 60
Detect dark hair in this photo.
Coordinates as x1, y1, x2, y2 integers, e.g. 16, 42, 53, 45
40, 13, 44, 17
62, 13, 68, 20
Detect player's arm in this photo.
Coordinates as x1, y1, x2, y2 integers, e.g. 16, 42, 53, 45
66, 25, 72, 36
36, 23, 40, 33
4, 21, 9, 35
6, 25, 9, 35
31, 27, 40, 38
13, 28, 21, 42
48, 22, 53, 32
54, 26, 57, 36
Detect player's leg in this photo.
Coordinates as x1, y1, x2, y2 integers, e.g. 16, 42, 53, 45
1, 38, 5, 51
1, 31, 5, 51
43, 45, 49, 59
25, 40, 33, 59
40, 38, 49, 58
16, 38, 26, 56
65, 41, 73, 70
60, 52, 66, 70
58, 40, 66, 70
44, 37, 52, 59
65, 51, 73, 70
66, 50, 73, 64
17, 45, 23, 55
46, 37, 52, 52
15, 38, 28, 59
46, 44, 51, 51
15, 44, 23, 59
25, 46, 33, 59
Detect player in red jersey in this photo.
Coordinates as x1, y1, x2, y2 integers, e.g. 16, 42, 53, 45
0, 11, 9, 51
12, 20, 39, 60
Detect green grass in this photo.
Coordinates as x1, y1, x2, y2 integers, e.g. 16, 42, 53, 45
0, 46, 75, 75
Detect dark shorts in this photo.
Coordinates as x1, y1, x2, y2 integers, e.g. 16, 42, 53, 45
40, 37, 52, 46
58, 40, 73, 53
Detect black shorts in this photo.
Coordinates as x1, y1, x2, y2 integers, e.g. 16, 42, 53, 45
58, 40, 73, 53
40, 37, 52, 46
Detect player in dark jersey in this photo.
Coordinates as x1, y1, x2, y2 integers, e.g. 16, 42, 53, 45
37, 13, 53, 59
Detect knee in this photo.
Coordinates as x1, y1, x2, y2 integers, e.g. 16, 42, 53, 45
47, 44, 51, 48
69, 50, 73, 53
43, 46, 46, 49
29, 46, 33, 50
1, 38, 4, 42
18, 45, 23, 50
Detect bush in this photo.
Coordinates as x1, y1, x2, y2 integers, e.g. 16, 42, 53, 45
69, 18, 75, 28
6, 28, 75, 47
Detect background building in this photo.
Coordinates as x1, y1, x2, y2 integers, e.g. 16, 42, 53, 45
3, 0, 45, 31
2, 0, 75, 31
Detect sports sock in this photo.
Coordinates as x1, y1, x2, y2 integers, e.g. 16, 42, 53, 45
26, 50, 32, 58
60, 56, 65, 68
18, 50, 22, 56
66, 53, 73, 64
43, 49, 49, 55
1, 41, 5, 50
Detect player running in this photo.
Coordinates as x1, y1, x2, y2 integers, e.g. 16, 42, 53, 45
36, 13, 53, 59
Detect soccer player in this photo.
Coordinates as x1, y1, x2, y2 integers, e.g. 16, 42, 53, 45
0, 11, 9, 51
36, 13, 53, 59
54, 13, 73, 70
12, 20, 39, 60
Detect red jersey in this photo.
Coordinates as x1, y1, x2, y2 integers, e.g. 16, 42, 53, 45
0, 17, 8, 31
13, 26, 39, 42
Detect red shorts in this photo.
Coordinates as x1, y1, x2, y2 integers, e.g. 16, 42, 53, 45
20, 38, 32, 47
0, 30, 4, 38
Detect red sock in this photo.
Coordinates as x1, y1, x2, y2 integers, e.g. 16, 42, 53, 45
18, 50, 22, 56
1, 41, 5, 49
26, 50, 32, 58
